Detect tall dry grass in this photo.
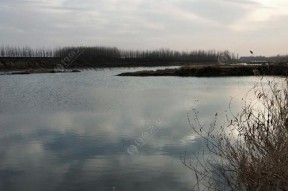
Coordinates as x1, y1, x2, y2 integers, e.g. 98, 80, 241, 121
184, 78, 288, 191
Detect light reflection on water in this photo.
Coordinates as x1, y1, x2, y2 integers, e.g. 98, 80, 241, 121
0, 68, 266, 191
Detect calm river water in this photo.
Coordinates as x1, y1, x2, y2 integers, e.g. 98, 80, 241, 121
0, 67, 263, 191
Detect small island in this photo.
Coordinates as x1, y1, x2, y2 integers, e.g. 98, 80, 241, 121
117, 64, 288, 77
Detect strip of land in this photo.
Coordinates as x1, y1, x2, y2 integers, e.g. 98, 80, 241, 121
117, 65, 288, 77
0, 57, 205, 75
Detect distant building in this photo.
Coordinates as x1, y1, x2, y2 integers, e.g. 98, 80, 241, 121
239, 55, 288, 64
239, 56, 267, 62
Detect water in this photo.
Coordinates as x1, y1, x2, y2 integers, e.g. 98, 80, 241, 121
0, 67, 263, 191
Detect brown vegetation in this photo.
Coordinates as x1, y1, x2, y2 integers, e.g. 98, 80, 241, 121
183, 78, 288, 190
118, 65, 288, 77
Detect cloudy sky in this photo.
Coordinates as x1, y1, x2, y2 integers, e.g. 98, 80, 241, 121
0, 0, 287, 56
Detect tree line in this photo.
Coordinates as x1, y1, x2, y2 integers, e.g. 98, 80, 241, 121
0, 46, 55, 58
0, 45, 238, 63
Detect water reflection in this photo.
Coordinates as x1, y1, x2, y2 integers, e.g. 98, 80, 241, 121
0, 69, 266, 191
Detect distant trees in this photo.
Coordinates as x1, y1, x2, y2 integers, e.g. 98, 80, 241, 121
0, 46, 55, 57
54, 46, 121, 60
53, 46, 237, 64
0, 45, 238, 65
120, 49, 223, 63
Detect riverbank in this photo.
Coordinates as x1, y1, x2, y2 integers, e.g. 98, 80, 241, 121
0, 68, 81, 75
0, 57, 219, 75
1, 57, 287, 77
0, 57, 216, 72
117, 64, 288, 77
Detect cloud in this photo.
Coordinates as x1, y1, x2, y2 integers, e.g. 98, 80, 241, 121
176, 0, 250, 24
229, 0, 288, 32
0, 0, 287, 55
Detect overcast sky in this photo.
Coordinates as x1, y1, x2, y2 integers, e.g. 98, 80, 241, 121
0, 0, 287, 56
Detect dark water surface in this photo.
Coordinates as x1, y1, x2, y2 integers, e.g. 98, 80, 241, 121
0, 68, 262, 191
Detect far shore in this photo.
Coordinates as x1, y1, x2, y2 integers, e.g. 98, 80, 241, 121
0, 57, 209, 72
0, 57, 220, 75
1, 57, 287, 77
117, 64, 288, 77
0, 68, 81, 75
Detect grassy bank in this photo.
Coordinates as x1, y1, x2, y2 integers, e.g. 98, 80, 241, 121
118, 64, 288, 77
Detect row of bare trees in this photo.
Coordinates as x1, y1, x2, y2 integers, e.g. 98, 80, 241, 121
0, 46, 237, 63
56, 47, 237, 63
0, 46, 55, 57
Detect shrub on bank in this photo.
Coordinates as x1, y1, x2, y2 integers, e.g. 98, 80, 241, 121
184, 78, 288, 190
